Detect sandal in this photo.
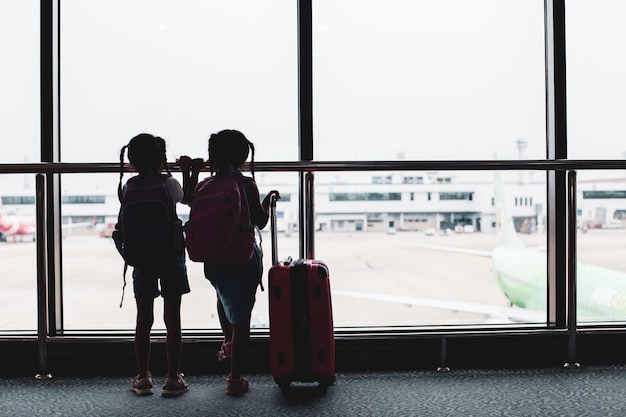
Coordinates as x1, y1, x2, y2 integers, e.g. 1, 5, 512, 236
161, 373, 189, 397
130, 373, 153, 396
226, 376, 249, 396
217, 341, 232, 361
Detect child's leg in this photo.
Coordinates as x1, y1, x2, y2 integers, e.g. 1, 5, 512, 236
163, 295, 182, 380
135, 298, 155, 377
217, 297, 233, 342
229, 322, 250, 380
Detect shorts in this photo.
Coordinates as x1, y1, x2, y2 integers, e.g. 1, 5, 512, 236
133, 255, 190, 299
204, 244, 263, 325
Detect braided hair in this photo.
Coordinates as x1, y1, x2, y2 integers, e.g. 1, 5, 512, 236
208, 129, 255, 179
118, 133, 171, 201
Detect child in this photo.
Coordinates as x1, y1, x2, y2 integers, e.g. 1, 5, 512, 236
178, 129, 278, 396
118, 133, 190, 397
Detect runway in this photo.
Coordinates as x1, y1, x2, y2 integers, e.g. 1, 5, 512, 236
1, 228, 625, 332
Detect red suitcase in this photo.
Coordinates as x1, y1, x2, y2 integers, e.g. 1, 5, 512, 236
267, 194, 335, 393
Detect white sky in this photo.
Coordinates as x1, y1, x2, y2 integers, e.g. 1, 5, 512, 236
1, 1, 625, 174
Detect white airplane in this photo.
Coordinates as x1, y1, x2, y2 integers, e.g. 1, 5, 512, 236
0, 201, 95, 242
0, 203, 36, 242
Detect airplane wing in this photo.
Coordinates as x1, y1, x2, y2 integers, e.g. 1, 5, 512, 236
333, 289, 544, 323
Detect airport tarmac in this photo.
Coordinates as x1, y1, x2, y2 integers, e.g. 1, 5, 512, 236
1, 228, 625, 332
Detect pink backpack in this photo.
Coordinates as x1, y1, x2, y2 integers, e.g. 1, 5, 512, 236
185, 174, 255, 267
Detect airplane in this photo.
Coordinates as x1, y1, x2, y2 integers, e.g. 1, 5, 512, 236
333, 172, 626, 324
0, 201, 95, 242
0, 202, 36, 242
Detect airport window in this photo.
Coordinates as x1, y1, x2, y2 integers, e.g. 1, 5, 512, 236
329, 192, 402, 201
440, 192, 473, 201
62, 196, 106, 204
567, 2, 626, 160
372, 176, 392, 185
2, 196, 36, 205
313, 1, 546, 162
6, 1, 626, 338
403, 176, 425, 185
614, 210, 626, 220
583, 191, 626, 199
0, 2, 40, 164
59, 1, 298, 163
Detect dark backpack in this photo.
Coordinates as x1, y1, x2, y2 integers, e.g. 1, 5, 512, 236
114, 174, 184, 267
185, 174, 255, 267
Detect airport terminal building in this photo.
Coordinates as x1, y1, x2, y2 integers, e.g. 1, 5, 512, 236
3, 171, 625, 240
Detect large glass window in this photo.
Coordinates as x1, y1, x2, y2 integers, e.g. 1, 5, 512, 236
567, 1, 626, 323
0, 1, 40, 332
9, 1, 623, 335
60, 1, 298, 164
58, 1, 298, 331
315, 170, 546, 327
0, 1, 39, 163
576, 170, 626, 323
0, 175, 37, 331
312, 0, 546, 161
60, 171, 298, 330
566, 1, 626, 160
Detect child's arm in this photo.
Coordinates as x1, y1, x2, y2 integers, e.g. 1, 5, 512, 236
248, 181, 280, 229
177, 156, 205, 205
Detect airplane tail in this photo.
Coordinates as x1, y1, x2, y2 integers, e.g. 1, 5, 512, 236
493, 172, 525, 249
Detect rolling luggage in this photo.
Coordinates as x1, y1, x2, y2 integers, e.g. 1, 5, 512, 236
267, 193, 336, 393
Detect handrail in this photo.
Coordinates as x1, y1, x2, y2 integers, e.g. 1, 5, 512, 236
35, 174, 52, 380
565, 170, 580, 369
1, 159, 626, 174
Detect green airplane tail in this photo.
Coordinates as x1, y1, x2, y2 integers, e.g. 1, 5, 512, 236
493, 172, 525, 249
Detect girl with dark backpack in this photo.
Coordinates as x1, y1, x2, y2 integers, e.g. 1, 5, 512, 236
116, 133, 190, 397
178, 129, 279, 396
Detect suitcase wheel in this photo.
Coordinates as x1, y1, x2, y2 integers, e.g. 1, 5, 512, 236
320, 376, 336, 387
275, 378, 291, 393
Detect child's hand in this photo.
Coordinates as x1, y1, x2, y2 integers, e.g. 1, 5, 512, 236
191, 158, 206, 172
177, 156, 192, 171
262, 190, 280, 211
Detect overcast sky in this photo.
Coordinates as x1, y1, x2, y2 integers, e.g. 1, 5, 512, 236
1, 0, 625, 189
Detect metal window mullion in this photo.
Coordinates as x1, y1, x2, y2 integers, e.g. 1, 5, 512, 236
41, 0, 63, 336
298, 0, 313, 259
544, 0, 568, 328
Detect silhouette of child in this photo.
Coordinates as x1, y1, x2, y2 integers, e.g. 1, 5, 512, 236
118, 133, 190, 397
179, 129, 278, 396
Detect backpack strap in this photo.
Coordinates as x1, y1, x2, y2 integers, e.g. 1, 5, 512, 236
239, 176, 265, 292
119, 262, 128, 308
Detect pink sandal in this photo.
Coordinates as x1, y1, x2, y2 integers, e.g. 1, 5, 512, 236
226, 376, 249, 396
217, 342, 232, 361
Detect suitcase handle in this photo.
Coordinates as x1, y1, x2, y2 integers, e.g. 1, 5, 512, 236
269, 191, 280, 265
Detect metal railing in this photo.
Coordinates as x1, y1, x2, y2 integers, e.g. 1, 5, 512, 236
3, 159, 625, 375
1, 159, 626, 174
